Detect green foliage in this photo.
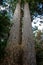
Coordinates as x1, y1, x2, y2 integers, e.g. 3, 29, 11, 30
7, 0, 43, 15
35, 36, 43, 65
0, 40, 7, 59
0, 14, 10, 33
34, 30, 43, 65
0, 11, 11, 59
36, 43, 43, 65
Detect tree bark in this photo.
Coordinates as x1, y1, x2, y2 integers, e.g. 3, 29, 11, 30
3, 3, 21, 65
22, 3, 36, 65
2, 2, 36, 65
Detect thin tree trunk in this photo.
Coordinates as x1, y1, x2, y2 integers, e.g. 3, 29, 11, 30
22, 3, 36, 65
3, 3, 21, 65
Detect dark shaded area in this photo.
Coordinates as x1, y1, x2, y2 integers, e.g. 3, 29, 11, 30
0, 10, 10, 59
0, 0, 3, 5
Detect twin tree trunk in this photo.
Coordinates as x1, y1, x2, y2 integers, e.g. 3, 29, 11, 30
2, 2, 36, 65
22, 3, 36, 65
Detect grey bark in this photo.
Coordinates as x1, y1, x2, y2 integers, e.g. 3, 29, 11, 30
22, 3, 36, 65
2, 2, 36, 65
2, 3, 21, 65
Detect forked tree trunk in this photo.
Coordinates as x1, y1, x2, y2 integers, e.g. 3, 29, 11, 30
22, 3, 36, 65
2, 1, 36, 65
2, 3, 21, 65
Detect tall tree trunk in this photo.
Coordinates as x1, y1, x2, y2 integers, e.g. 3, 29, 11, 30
2, 1, 36, 65
22, 3, 36, 65
3, 3, 21, 65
